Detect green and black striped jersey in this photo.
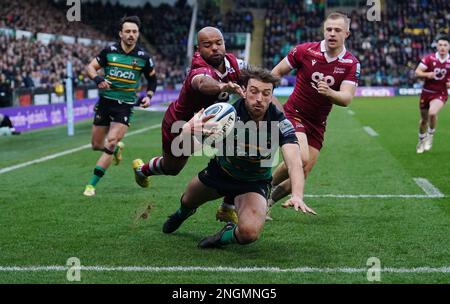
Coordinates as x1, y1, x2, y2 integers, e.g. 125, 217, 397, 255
96, 43, 155, 104
215, 98, 298, 182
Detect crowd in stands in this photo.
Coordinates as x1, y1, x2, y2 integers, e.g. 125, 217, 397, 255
0, 0, 109, 40
263, 0, 325, 69
263, 0, 449, 87
1, 0, 449, 106
0, 33, 102, 91
62, 0, 192, 89
197, 2, 254, 34
348, 0, 449, 87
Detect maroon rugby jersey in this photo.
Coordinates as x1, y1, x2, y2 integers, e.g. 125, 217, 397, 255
284, 40, 360, 125
164, 52, 244, 124
419, 52, 450, 94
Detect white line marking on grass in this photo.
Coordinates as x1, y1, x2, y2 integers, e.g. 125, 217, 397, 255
413, 178, 444, 198
363, 126, 378, 137
347, 109, 355, 115
1, 265, 450, 274
0, 124, 161, 175
304, 194, 442, 199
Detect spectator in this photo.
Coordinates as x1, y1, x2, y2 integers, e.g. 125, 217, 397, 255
0, 73, 13, 107
0, 113, 20, 135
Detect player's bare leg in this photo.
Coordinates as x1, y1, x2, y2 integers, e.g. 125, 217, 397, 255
163, 176, 222, 233
417, 108, 429, 154
90, 125, 109, 151
424, 99, 445, 151
199, 193, 267, 248
84, 123, 128, 196
96, 123, 128, 168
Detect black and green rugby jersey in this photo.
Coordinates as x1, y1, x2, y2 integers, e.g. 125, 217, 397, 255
96, 43, 155, 104
215, 98, 298, 182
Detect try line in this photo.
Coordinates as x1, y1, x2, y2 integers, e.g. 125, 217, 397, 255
1, 265, 450, 274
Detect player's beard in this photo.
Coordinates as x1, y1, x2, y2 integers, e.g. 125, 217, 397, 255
124, 37, 136, 47
206, 53, 224, 68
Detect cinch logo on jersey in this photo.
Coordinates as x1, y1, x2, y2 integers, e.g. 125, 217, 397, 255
311, 71, 335, 89
109, 67, 136, 80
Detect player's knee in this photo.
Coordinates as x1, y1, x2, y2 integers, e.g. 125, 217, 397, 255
106, 136, 120, 146
428, 112, 438, 120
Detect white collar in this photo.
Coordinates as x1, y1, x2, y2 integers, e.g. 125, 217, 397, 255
435, 52, 449, 64
320, 40, 347, 63
214, 57, 230, 79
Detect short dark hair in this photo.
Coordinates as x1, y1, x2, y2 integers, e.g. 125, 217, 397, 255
436, 34, 449, 43
240, 66, 280, 90
119, 16, 141, 31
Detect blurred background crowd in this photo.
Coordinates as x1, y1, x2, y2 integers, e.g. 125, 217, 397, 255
0, 0, 448, 103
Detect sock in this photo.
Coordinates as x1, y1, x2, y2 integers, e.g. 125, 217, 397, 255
221, 202, 235, 210
88, 166, 106, 187
427, 128, 435, 135
141, 157, 165, 176
219, 224, 237, 245
418, 132, 427, 141
176, 204, 196, 220
267, 198, 275, 208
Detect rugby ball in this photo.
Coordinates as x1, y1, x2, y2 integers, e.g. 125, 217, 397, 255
201, 102, 236, 145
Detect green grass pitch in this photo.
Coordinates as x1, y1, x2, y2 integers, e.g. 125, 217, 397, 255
1, 96, 450, 283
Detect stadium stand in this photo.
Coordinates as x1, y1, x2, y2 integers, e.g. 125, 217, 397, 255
262, 0, 449, 87
0, 0, 449, 107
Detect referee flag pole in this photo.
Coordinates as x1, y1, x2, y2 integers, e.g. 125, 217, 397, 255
66, 60, 74, 136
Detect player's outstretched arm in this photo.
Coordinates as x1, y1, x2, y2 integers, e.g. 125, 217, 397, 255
280, 143, 316, 215
192, 76, 244, 98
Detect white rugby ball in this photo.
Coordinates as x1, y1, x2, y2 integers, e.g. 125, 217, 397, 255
201, 102, 236, 145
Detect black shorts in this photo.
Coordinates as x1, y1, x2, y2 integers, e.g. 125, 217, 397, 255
198, 159, 272, 202
93, 97, 134, 127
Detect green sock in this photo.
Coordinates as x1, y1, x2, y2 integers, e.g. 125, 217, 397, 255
88, 166, 106, 187
176, 204, 196, 219
219, 224, 237, 245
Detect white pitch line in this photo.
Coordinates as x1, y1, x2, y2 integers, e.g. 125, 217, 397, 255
1, 265, 450, 274
363, 126, 378, 137
413, 178, 444, 198
0, 124, 161, 175
304, 194, 443, 199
